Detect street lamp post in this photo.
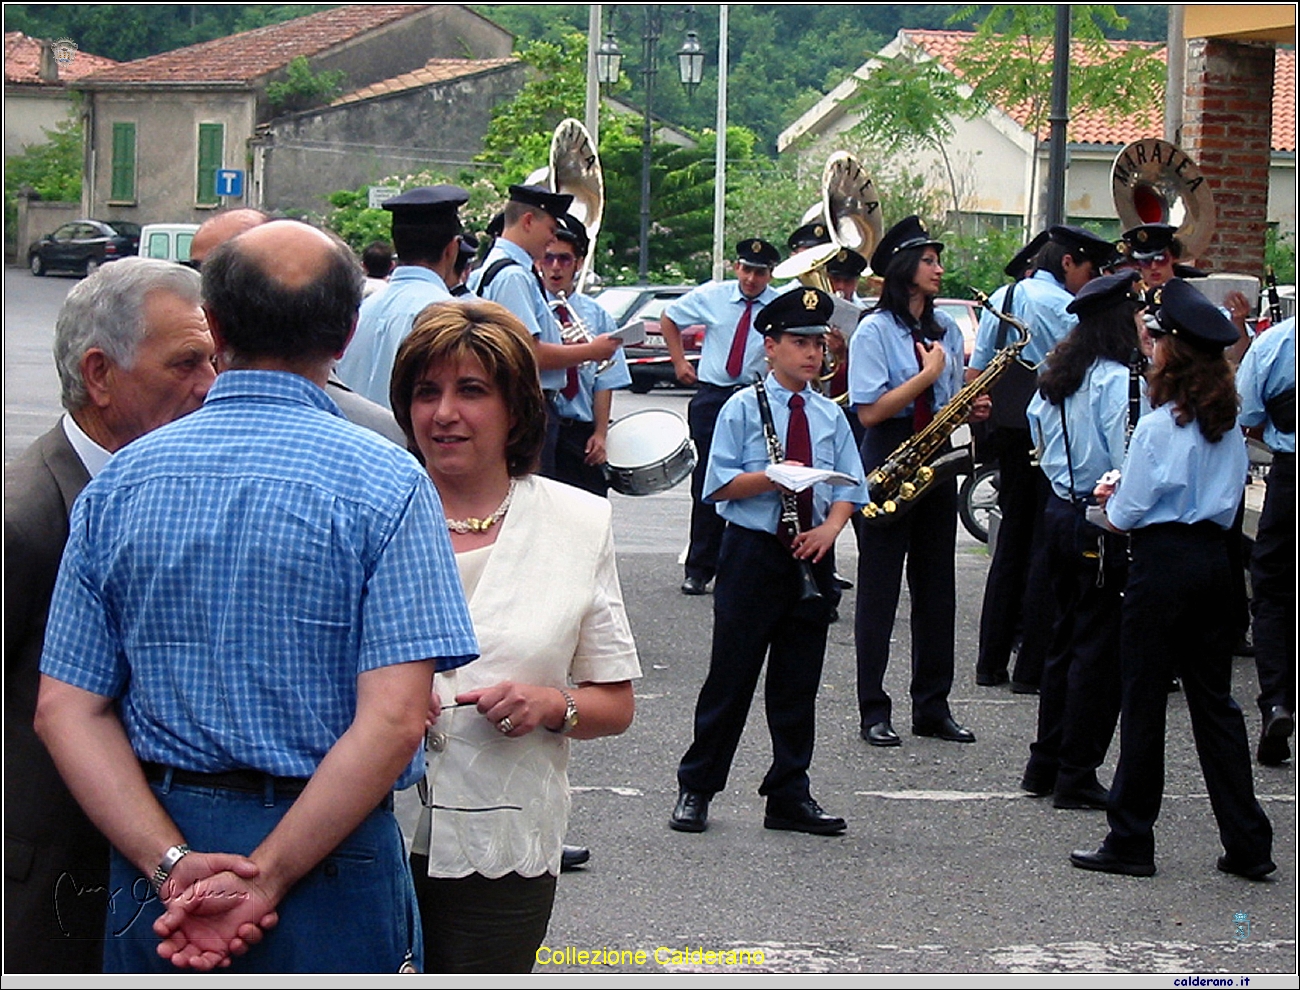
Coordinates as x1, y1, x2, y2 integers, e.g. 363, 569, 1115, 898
599, 6, 706, 280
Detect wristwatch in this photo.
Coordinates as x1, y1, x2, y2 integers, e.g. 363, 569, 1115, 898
551, 689, 578, 735
151, 843, 191, 893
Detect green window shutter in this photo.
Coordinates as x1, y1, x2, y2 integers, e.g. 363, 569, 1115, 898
110, 122, 135, 202
196, 123, 224, 206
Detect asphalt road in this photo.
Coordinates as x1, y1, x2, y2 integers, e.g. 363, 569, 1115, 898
4, 266, 1295, 978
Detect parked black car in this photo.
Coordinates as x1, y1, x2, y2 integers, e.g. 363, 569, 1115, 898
28, 219, 141, 277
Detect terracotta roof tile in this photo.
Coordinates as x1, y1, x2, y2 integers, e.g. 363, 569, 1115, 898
901, 28, 1293, 153
76, 5, 426, 86
332, 57, 518, 106
4, 31, 118, 85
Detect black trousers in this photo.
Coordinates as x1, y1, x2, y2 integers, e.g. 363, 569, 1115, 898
1024, 495, 1124, 794
1103, 523, 1273, 866
1251, 452, 1295, 719
554, 419, 609, 497
975, 429, 1053, 686
854, 418, 959, 729
677, 524, 836, 803
684, 384, 738, 582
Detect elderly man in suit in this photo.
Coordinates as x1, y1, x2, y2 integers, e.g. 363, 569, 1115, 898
5, 257, 216, 972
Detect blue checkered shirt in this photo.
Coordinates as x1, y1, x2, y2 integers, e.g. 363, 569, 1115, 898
40, 371, 478, 788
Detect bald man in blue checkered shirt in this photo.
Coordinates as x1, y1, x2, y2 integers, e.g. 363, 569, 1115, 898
35, 221, 479, 973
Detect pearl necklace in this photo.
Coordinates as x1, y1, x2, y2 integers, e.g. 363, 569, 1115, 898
446, 479, 516, 534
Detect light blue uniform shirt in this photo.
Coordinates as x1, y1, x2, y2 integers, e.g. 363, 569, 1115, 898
1028, 358, 1148, 501
705, 373, 868, 533
1237, 317, 1295, 454
469, 239, 566, 391
969, 270, 1077, 371
548, 291, 632, 422
40, 371, 479, 789
848, 308, 966, 414
336, 265, 452, 409
1107, 402, 1248, 531
663, 279, 780, 386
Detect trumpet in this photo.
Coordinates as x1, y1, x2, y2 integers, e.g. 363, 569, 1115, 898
553, 290, 615, 375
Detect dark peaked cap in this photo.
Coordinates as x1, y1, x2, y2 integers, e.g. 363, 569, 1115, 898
756, 286, 835, 336
508, 184, 573, 220
383, 185, 469, 225
1148, 278, 1240, 351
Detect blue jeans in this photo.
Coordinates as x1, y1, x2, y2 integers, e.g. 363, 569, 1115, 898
104, 777, 422, 973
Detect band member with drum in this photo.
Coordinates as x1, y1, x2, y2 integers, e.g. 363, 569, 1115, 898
1021, 271, 1148, 808
967, 225, 1113, 692
539, 215, 631, 497
470, 185, 620, 476
1072, 279, 1274, 880
850, 216, 987, 748
670, 288, 866, 835
662, 239, 782, 595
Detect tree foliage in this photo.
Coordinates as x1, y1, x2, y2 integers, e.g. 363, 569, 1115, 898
950, 5, 1165, 136
5, 116, 83, 236
266, 56, 347, 115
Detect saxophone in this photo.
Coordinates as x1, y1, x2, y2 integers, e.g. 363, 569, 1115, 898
860, 289, 1031, 525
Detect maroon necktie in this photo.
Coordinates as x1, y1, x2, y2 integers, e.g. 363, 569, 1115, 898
785, 393, 814, 534
912, 330, 934, 432
725, 298, 755, 379
555, 303, 580, 400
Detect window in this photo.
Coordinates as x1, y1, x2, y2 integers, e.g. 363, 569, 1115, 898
196, 123, 224, 206
110, 122, 136, 203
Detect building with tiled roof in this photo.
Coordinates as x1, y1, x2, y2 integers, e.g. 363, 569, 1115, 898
778, 26, 1295, 247
255, 54, 526, 214
4, 31, 117, 155
71, 5, 515, 222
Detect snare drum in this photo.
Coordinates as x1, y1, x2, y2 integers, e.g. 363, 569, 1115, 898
603, 409, 697, 496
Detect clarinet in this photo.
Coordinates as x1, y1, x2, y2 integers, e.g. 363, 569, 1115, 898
752, 375, 824, 602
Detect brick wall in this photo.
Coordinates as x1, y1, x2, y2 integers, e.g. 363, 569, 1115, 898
1183, 38, 1275, 276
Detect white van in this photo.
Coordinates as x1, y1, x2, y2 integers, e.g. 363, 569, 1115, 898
139, 223, 200, 265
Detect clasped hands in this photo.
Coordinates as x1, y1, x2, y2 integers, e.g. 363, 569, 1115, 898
152, 851, 280, 971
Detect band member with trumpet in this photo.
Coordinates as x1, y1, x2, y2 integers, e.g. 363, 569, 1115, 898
968, 225, 1114, 692
540, 214, 631, 497
336, 185, 469, 409
663, 239, 783, 595
671, 288, 866, 836
470, 185, 620, 476
1021, 271, 1148, 809
850, 216, 988, 748
1072, 279, 1274, 880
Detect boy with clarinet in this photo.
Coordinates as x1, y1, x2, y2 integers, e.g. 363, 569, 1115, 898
670, 288, 868, 836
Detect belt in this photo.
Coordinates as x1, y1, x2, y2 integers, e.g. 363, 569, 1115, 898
142, 761, 310, 797
558, 416, 593, 428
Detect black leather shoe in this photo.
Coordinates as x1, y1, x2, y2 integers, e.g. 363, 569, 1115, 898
834, 572, 854, 590
560, 844, 590, 871
1054, 783, 1110, 810
680, 576, 708, 596
862, 721, 901, 747
1021, 776, 1055, 798
1216, 854, 1277, 880
975, 670, 1009, 687
1258, 733, 1291, 766
912, 716, 976, 743
669, 789, 710, 832
1264, 705, 1295, 740
1069, 847, 1156, 877
764, 797, 846, 835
